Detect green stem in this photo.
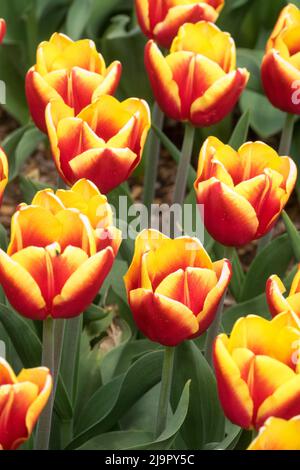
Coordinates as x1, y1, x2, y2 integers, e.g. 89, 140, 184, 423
35, 318, 55, 450
257, 113, 295, 252
279, 113, 295, 155
173, 123, 195, 206
156, 346, 175, 437
143, 103, 164, 212
60, 316, 82, 403
205, 246, 233, 367
53, 320, 65, 389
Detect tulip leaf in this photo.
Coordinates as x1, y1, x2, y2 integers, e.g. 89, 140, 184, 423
240, 233, 293, 301
65, 0, 94, 40
204, 423, 242, 450
282, 210, 300, 262
76, 381, 190, 450
171, 341, 225, 449
10, 126, 45, 180
228, 109, 250, 150
222, 293, 270, 333
237, 48, 263, 94
0, 303, 41, 367
240, 89, 285, 138
19, 175, 53, 204
69, 350, 164, 449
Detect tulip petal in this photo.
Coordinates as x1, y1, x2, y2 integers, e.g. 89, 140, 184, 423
257, 375, 300, 429
214, 335, 253, 429
248, 416, 300, 450
261, 50, 300, 114
191, 68, 249, 127
266, 274, 291, 317
52, 247, 114, 318
144, 40, 181, 120
129, 288, 199, 346
0, 358, 17, 386
92, 61, 122, 101
69, 147, 138, 194
195, 178, 258, 246
0, 249, 46, 320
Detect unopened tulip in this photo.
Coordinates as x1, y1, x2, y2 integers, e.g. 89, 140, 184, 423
8, 179, 122, 256
214, 314, 300, 430
0, 358, 52, 450
145, 22, 249, 127
124, 229, 232, 346
261, 4, 300, 114
0, 19, 6, 43
46, 97, 150, 193
267, 268, 300, 321
0, 242, 115, 320
194, 137, 297, 246
26, 33, 122, 132
248, 416, 300, 450
0, 148, 8, 205
135, 0, 224, 48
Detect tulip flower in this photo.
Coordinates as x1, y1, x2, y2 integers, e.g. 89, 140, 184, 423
124, 229, 232, 346
248, 416, 300, 450
46, 96, 151, 194
0, 242, 115, 320
8, 179, 122, 256
26, 33, 122, 132
145, 22, 249, 127
0, 19, 6, 43
194, 137, 297, 246
266, 268, 300, 322
261, 4, 300, 114
135, 0, 224, 48
0, 148, 8, 205
0, 357, 52, 450
214, 314, 300, 430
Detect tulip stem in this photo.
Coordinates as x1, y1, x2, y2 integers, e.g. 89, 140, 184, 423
143, 103, 165, 215
35, 317, 55, 450
173, 123, 195, 207
205, 246, 232, 367
279, 113, 295, 155
156, 346, 175, 437
257, 113, 295, 253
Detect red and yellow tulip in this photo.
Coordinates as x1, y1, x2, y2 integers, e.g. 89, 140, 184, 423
214, 314, 300, 430
26, 33, 122, 132
46, 97, 151, 193
194, 137, 297, 246
0, 242, 115, 320
124, 229, 232, 346
135, 0, 224, 48
8, 179, 122, 256
145, 21, 249, 127
0, 358, 52, 450
248, 416, 300, 450
261, 4, 300, 114
0, 19, 6, 43
0, 148, 8, 205
267, 268, 300, 322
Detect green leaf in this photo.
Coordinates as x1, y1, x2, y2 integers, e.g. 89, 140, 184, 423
204, 422, 242, 450
10, 126, 45, 180
222, 293, 269, 333
240, 89, 285, 138
0, 303, 41, 367
228, 109, 250, 149
19, 175, 53, 203
76, 381, 191, 450
237, 49, 263, 94
282, 211, 300, 262
65, 0, 94, 40
240, 234, 293, 301
213, 244, 245, 301
171, 341, 225, 449
69, 350, 164, 449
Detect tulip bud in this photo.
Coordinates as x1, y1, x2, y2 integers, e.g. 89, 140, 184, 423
124, 229, 232, 346
194, 137, 297, 246
0, 148, 8, 205
0, 358, 52, 450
